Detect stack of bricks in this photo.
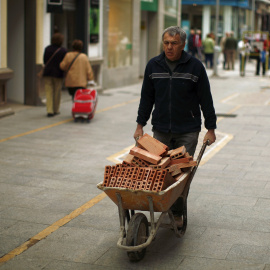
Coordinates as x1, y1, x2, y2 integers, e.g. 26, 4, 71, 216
102, 133, 197, 192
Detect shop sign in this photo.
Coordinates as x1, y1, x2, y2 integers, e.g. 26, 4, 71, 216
182, 0, 249, 8
141, 0, 158, 12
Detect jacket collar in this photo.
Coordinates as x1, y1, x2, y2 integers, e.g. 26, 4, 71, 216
156, 50, 191, 66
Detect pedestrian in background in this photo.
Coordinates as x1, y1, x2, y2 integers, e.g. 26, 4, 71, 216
133, 26, 217, 228
43, 33, 67, 117
60, 40, 94, 101
203, 33, 215, 69
238, 38, 251, 76
220, 32, 229, 70
187, 29, 196, 56
224, 32, 238, 70
194, 29, 203, 60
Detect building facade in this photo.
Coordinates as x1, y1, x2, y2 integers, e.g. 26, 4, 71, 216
181, 0, 270, 40
1, 0, 270, 107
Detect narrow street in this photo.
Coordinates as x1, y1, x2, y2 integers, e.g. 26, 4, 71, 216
1, 60, 270, 269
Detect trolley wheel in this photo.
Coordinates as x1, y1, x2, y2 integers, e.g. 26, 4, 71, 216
126, 213, 149, 262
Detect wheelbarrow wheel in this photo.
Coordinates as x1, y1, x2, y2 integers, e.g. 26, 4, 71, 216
126, 213, 149, 262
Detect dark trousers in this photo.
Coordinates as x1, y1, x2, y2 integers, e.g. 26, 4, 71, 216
153, 130, 200, 217
68, 86, 84, 101
205, 53, 213, 69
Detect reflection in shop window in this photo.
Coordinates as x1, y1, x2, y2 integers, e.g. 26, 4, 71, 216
108, 0, 132, 68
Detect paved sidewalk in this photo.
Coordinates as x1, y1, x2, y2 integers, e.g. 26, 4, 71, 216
1, 59, 270, 269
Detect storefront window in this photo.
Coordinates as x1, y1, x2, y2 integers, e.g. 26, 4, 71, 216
164, 0, 178, 28
108, 0, 132, 68
89, 0, 101, 58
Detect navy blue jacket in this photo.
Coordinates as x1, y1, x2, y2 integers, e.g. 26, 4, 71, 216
43, 45, 67, 78
136, 50, 217, 133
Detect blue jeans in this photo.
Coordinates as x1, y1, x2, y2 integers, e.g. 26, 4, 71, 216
153, 129, 200, 217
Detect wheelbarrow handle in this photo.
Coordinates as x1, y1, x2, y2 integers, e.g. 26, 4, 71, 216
196, 139, 210, 167
181, 140, 209, 199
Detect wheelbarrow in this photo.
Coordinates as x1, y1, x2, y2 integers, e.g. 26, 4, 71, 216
97, 141, 209, 262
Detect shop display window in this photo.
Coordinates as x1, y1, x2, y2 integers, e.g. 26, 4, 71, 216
108, 0, 133, 68
89, 0, 101, 58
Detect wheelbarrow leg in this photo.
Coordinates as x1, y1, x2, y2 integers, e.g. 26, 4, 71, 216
116, 193, 126, 239
168, 197, 187, 238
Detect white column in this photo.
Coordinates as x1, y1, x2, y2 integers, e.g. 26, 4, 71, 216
202, 5, 211, 40
223, 6, 232, 34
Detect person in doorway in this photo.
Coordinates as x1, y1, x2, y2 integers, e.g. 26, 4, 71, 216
224, 31, 238, 70
203, 33, 215, 69
43, 33, 67, 117
133, 26, 217, 228
60, 40, 94, 101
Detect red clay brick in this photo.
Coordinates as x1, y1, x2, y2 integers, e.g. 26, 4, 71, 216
130, 179, 138, 190
136, 168, 145, 181
145, 178, 155, 191
104, 165, 111, 175
137, 133, 168, 156
103, 175, 111, 187
142, 168, 152, 181
115, 177, 123, 187
125, 179, 132, 189
169, 157, 191, 166
123, 154, 134, 165
135, 180, 142, 190
170, 146, 186, 160
131, 156, 150, 167
148, 169, 157, 181
120, 178, 128, 188
110, 165, 117, 177
130, 146, 162, 165
140, 180, 147, 190
151, 180, 162, 192
149, 156, 170, 169
108, 177, 117, 187
171, 167, 182, 177
131, 167, 139, 180
119, 167, 127, 178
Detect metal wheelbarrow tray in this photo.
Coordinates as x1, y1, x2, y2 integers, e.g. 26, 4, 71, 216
97, 141, 208, 262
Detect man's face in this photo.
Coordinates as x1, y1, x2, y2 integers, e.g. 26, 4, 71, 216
163, 33, 185, 61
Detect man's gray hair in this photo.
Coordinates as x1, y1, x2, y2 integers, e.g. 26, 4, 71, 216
162, 26, 186, 44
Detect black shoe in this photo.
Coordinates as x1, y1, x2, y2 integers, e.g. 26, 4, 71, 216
54, 112, 60, 115
47, 113, 54, 117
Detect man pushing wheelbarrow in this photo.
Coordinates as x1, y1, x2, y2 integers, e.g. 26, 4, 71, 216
98, 26, 217, 262
133, 26, 217, 228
